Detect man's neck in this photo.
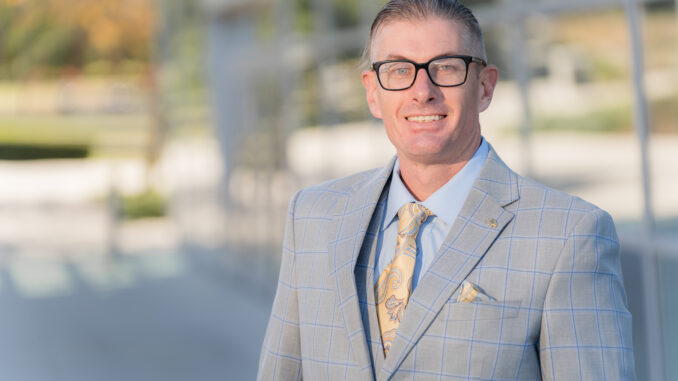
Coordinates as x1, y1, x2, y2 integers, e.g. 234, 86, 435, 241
397, 138, 481, 201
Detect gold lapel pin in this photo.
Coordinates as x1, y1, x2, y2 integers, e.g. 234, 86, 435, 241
488, 218, 497, 228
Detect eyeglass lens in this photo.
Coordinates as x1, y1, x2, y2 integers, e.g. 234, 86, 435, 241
377, 57, 467, 90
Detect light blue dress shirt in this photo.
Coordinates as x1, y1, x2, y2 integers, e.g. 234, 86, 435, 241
374, 138, 489, 290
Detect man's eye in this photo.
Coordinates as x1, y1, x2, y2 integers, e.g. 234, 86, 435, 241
390, 66, 410, 75
438, 65, 457, 72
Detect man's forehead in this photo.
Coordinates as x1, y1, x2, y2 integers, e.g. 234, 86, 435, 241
371, 16, 473, 60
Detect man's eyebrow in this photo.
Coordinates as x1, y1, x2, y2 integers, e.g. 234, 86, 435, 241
381, 52, 463, 61
433, 52, 463, 59
382, 54, 410, 61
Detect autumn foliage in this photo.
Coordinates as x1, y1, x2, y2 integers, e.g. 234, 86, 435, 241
0, 0, 157, 78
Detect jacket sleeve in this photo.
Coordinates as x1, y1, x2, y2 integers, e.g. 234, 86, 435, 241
257, 191, 303, 380
539, 208, 636, 380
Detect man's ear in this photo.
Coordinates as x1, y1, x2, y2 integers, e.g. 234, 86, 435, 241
362, 69, 383, 119
477, 64, 498, 113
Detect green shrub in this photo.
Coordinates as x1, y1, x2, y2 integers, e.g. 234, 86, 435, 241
0, 143, 89, 160
121, 190, 167, 220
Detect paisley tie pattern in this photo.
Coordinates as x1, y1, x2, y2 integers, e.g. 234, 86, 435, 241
375, 202, 432, 356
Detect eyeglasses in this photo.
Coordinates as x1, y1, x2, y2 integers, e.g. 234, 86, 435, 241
371, 55, 487, 91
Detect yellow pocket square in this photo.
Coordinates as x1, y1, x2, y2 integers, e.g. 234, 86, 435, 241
457, 281, 496, 303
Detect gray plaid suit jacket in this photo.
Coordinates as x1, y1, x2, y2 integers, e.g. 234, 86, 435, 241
258, 144, 635, 380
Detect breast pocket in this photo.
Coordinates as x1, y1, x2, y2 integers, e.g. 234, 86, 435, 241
440, 300, 525, 352
446, 301, 520, 321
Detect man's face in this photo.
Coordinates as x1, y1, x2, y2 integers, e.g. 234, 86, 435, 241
362, 16, 497, 166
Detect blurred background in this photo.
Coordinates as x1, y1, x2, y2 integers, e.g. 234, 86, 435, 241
0, 0, 676, 379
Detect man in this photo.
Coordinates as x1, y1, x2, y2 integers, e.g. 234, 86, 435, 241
258, 1, 635, 380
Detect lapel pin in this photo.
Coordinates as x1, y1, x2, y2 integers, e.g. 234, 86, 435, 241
488, 218, 497, 228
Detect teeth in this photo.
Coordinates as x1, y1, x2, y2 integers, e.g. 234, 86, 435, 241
406, 115, 444, 122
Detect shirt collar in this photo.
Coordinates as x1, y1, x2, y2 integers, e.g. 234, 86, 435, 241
384, 137, 489, 229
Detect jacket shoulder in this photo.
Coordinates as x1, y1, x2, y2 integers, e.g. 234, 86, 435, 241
515, 174, 603, 214
512, 173, 616, 240
290, 166, 386, 216
305, 167, 383, 194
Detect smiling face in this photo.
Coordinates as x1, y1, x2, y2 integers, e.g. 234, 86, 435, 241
362, 16, 497, 166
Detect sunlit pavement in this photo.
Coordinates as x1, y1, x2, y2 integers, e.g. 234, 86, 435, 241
0, 231, 273, 381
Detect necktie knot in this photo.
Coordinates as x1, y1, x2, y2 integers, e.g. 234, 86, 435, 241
397, 203, 433, 237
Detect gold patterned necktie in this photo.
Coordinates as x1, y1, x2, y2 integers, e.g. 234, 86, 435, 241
375, 202, 433, 356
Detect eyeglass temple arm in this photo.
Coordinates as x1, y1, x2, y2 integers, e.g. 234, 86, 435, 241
471, 57, 487, 66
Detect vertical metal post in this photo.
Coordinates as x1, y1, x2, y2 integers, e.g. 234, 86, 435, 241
107, 164, 121, 258
206, 9, 256, 205
275, 0, 296, 172
311, 0, 337, 126
507, 18, 534, 178
148, 0, 172, 187
624, 1, 664, 380
675, 0, 678, 69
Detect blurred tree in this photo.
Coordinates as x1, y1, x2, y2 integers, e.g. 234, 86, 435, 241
334, 0, 360, 29
0, 0, 156, 79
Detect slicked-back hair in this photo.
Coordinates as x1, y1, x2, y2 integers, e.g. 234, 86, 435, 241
363, 0, 486, 67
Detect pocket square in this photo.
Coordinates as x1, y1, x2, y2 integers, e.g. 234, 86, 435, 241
457, 280, 496, 303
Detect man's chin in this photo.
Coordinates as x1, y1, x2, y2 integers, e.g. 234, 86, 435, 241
398, 149, 451, 166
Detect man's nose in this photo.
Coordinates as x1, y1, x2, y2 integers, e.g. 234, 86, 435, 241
411, 68, 440, 103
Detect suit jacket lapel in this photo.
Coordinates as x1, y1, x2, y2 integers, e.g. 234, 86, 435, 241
327, 156, 396, 378
379, 145, 519, 380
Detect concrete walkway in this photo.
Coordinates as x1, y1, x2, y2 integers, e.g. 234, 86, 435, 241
0, 246, 273, 381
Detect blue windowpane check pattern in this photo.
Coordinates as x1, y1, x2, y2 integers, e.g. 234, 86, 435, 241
258, 142, 635, 380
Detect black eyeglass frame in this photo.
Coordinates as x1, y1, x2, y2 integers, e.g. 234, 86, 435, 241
371, 55, 487, 91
